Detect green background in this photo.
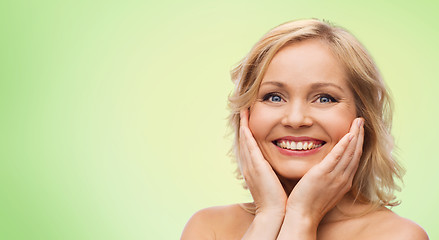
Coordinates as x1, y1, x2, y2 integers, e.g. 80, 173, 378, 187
1, 0, 438, 239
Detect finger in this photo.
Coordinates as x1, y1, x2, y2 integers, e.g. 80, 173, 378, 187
318, 118, 361, 172
318, 132, 354, 173
238, 129, 247, 174
333, 118, 362, 173
240, 108, 264, 164
346, 119, 364, 178
241, 124, 266, 166
239, 124, 259, 174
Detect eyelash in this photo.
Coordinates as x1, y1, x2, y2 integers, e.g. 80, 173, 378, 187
262, 93, 284, 102
315, 94, 338, 103
262, 93, 338, 103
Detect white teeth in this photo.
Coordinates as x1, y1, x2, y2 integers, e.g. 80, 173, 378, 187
290, 141, 296, 149
276, 141, 323, 151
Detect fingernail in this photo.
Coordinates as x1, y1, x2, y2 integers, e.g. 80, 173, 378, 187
357, 118, 363, 127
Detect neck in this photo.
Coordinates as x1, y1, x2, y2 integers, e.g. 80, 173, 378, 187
276, 173, 299, 195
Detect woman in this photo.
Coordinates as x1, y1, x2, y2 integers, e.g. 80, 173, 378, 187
181, 19, 428, 239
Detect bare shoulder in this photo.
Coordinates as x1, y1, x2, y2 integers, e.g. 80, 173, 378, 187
362, 208, 429, 240
181, 204, 254, 240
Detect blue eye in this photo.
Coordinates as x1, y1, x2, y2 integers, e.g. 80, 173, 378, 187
262, 93, 283, 103
269, 95, 282, 102
317, 94, 337, 103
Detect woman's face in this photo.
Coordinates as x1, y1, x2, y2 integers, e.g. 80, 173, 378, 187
248, 39, 357, 180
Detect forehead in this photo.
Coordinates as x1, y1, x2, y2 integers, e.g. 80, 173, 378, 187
262, 39, 350, 90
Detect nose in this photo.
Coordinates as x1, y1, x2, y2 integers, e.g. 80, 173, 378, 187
281, 101, 313, 129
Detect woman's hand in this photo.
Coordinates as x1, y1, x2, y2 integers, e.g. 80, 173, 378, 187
279, 117, 365, 239
239, 109, 288, 216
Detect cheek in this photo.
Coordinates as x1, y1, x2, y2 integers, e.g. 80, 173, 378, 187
248, 104, 278, 140
331, 119, 353, 141
320, 108, 356, 141
248, 107, 264, 139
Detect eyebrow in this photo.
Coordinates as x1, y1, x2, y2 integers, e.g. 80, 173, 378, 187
261, 81, 344, 92
310, 82, 344, 92
260, 81, 285, 87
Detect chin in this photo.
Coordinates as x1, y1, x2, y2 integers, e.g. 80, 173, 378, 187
272, 161, 315, 180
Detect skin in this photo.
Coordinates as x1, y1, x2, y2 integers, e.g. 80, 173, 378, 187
248, 40, 357, 182
181, 40, 429, 240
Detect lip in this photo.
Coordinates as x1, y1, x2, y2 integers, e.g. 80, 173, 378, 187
275, 136, 324, 142
273, 136, 325, 157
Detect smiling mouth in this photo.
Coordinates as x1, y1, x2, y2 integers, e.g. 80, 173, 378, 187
273, 140, 326, 151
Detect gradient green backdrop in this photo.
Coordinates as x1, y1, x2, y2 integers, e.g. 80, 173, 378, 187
1, 0, 438, 239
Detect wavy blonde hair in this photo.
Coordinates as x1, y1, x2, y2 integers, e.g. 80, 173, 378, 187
228, 19, 404, 210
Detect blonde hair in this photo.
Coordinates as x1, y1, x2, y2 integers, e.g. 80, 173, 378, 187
228, 19, 404, 210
